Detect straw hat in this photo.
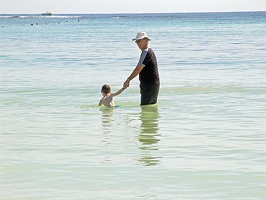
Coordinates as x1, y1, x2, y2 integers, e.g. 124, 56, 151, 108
132, 32, 150, 41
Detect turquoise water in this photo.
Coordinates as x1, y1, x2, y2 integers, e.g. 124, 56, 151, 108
1, 12, 266, 199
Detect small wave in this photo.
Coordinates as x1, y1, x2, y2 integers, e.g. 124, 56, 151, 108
161, 84, 255, 94
40, 15, 83, 19
112, 16, 124, 19
0, 15, 37, 19
0, 15, 21, 18
0, 15, 83, 19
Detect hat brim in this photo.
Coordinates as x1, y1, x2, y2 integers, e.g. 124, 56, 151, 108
132, 37, 150, 41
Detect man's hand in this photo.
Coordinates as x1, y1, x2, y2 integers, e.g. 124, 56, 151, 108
123, 79, 130, 89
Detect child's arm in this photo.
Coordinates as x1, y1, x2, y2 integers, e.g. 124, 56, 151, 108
112, 88, 125, 96
98, 98, 103, 106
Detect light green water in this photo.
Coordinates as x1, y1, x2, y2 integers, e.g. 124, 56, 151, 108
1, 12, 266, 199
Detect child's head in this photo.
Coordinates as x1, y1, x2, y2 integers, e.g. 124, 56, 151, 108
101, 84, 111, 95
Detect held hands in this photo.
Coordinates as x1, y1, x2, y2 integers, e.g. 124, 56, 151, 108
123, 79, 130, 89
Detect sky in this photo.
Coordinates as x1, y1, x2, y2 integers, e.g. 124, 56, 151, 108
0, 0, 266, 14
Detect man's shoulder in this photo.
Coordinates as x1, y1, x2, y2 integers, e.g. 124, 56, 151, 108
148, 47, 155, 53
141, 47, 153, 57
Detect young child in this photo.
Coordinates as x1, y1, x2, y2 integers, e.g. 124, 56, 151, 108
98, 84, 125, 108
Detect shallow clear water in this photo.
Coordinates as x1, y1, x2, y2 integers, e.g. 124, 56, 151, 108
1, 12, 266, 199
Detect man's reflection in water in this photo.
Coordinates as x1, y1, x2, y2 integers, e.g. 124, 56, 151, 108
138, 105, 160, 166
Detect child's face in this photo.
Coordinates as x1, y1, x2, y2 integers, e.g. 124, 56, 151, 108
101, 91, 106, 96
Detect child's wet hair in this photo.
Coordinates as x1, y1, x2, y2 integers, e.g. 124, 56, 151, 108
101, 84, 111, 94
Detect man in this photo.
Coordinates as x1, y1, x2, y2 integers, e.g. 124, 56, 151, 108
123, 32, 160, 106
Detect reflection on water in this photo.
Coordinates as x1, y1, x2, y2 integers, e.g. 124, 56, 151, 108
100, 107, 115, 149
99, 106, 161, 166
99, 107, 115, 164
138, 105, 161, 166
100, 107, 114, 133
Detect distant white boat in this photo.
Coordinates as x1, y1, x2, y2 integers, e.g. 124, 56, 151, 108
42, 7, 52, 16
42, 11, 52, 16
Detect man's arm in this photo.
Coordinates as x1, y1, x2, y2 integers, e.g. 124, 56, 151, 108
123, 65, 144, 89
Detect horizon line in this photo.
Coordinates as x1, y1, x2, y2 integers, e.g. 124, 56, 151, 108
1, 10, 266, 15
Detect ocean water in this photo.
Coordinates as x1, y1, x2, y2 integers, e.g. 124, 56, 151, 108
1, 12, 266, 199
